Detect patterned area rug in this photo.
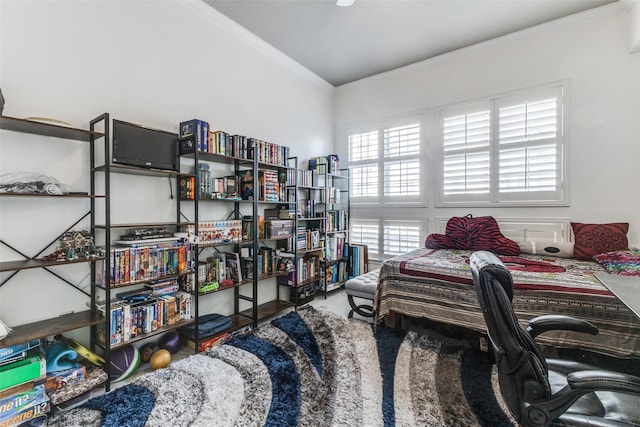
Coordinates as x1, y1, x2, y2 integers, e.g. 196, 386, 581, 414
45, 306, 515, 426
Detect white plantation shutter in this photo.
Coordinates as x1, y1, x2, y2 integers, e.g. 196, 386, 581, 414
350, 220, 379, 256
438, 84, 566, 206
349, 131, 378, 162
383, 220, 422, 257
383, 123, 420, 198
497, 87, 563, 200
384, 160, 420, 196
349, 131, 378, 202
348, 116, 423, 205
384, 124, 420, 157
351, 165, 378, 197
441, 105, 491, 201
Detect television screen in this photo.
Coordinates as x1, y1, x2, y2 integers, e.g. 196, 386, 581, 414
112, 119, 178, 171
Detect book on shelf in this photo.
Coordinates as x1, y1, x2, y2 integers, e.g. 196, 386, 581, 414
225, 252, 242, 284
96, 292, 192, 346
179, 176, 195, 200
237, 169, 254, 200
275, 251, 295, 272
325, 233, 346, 261
179, 119, 209, 154
96, 244, 189, 288
347, 243, 369, 279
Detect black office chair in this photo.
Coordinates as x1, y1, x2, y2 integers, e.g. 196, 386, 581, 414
470, 250, 640, 427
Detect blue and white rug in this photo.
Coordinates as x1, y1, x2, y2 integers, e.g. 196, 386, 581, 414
46, 306, 514, 426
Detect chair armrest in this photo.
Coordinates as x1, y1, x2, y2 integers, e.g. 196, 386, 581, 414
567, 370, 640, 395
527, 315, 598, 339
530, 370, 640, 424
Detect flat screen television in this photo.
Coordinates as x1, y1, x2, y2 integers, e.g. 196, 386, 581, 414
112, 119, 178, 171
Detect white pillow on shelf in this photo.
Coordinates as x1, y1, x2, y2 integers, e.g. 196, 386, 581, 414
518, 240, 574, 258
0, 319, 12, 340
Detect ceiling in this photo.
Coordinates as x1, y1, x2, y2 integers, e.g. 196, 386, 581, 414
203, 0, 617, 86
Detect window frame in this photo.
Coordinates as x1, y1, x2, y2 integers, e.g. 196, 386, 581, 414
346, 113, 427, 208
436, 82, 569, 208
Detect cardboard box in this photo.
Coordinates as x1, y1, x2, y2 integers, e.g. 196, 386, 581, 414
0, 354, 45, 392
265, 220, 293, 238
44, 365, 86, 393
0, 341, 40, 366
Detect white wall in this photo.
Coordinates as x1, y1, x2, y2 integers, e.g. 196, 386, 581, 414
630, 0, 640, 52
0, 1, 334, 326
335, 4, 640, 248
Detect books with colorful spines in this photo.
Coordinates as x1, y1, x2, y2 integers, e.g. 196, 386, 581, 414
224, 252, 242, 284
210, 130, 228, 155
160, 295, 178, 325
175, 291, 192, 319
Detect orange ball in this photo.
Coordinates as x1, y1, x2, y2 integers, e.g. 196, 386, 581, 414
149, 349, 171, 370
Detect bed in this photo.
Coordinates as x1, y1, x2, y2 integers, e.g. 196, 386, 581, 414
374, 247, 640, 359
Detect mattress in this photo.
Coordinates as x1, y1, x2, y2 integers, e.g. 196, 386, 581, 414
375, 248, 640, 358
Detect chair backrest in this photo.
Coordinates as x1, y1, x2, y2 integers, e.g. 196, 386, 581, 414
470, 251, 552, 425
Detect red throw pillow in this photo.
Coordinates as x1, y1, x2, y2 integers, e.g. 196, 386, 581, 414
425, 214, 520, 256
571, 222, 629, 260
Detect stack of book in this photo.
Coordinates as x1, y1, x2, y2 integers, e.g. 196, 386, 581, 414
259, 170, 280, 202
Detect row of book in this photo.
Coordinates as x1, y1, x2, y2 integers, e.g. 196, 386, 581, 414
327, 187, 341, 204
294, 228, 322, 252
96, 291, 192, 346
299, 198, 321, 218
298, 169, 316, 187
325, 233, 347, 261
96, 244, 190, 287
346, 243, 369, 279
178, 119, 291, 167
308, 154, 340, 174
322, 259, 348, 289
191, 252, 242, 294
241, 246, 282, 278
276, 254, 321, 287
326, 209, 348, 232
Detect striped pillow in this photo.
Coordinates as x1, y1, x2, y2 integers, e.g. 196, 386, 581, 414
425, 215, 520, 256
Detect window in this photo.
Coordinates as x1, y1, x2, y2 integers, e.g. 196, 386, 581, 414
350, 220, 379, 255
350, 219, 423, 259
383, 220, 422, 256
348, 116, 422, 205
438, 84, 566, 206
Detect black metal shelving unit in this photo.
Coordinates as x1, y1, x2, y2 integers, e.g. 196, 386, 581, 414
90, 114, 196, 390
0, 115, 107, 397
179, 143, 295, 352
